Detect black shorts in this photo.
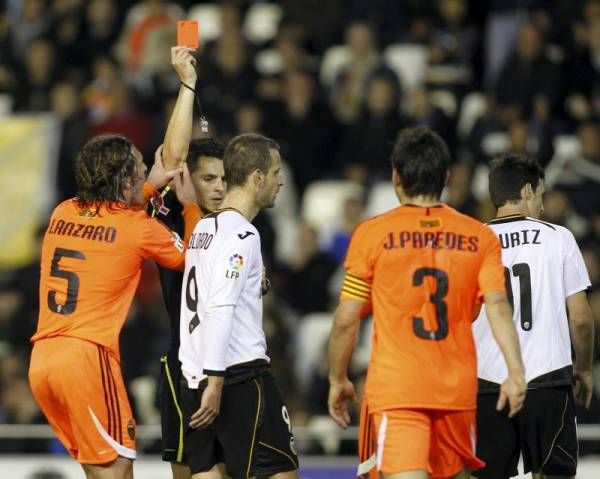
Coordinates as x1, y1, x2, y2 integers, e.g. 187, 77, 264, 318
474, 386, 577, 478
158, 350, 186, 464
181, 370, 299, 478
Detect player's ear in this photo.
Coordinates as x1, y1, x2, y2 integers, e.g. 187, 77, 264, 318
253, 168, 264, 187
392, 168, 401, 187
522, 182, 533, 200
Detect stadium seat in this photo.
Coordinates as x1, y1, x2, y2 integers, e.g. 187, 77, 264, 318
481, 132, 509, 157
382, 44, 429, 91
471, 164, 490, 202
243, 3, 283, 44
545, 135, 581, 188
365, 181, 399, 218
188, 4, 222, 42
295, 313, 332, 390
430, 89, 458, 118
457, 92, 486, 140
553, 134, 580, 159
254, 48, 282, 75
0, 94, 12, 116
301, 180, 364, 244
319, 45, 351, 88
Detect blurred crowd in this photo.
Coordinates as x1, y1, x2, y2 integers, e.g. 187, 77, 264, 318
1, 0, 600, 456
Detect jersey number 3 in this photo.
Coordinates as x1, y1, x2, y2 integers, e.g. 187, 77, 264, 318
48, 247, 85, 315
412, 268, 448, 341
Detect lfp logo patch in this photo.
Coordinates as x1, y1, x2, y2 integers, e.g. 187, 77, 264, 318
229, 254, 244, 272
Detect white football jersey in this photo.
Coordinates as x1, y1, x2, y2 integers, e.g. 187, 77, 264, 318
473, 215, 591, 385
179, 209, 268, 388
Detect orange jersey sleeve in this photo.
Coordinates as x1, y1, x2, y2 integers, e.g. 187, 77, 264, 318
32, 200, 185, 358
349, 205, 501, 413
476, 224, 506, 299
138, 215, 185, 271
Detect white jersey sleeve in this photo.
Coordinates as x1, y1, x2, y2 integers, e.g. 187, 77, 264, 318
202, 232, 259, 375
560, 227, 591, 297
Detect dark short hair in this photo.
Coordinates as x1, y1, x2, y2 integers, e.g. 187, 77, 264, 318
75, 134, 136, 210
223, 133, 279, 187
185, 138, 225, 173
489, 154, 545, 208
390, 126, 450, 198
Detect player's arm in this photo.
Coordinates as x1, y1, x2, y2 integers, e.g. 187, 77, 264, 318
567, 291, 595, 408
173, 163, 202, 244
191, 234, 255, 428
328, 297, 363, 429
139, 217, 186, 271
163, 46, 197, 170
484, 292, 525, 378
479, 225, 526, 417
562, 228, 595, 408
129, 145, 179, 210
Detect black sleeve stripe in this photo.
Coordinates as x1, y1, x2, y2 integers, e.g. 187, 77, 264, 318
203, 369, 226, 377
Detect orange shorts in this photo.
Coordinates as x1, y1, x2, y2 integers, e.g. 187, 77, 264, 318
358, 403, 485, 479
29, 337, 136, 464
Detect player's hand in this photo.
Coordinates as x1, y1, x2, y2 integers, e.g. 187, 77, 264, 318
190, 381, 223, 429
173, 163, 197, 206
497, 372, 526, 418
574, 369, 593, 409
328, 378, 358, 429
147, 145, 179, 190
171, 46, 197, 85
261, 265, 271, 296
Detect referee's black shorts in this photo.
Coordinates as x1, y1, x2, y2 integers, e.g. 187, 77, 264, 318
474, 386, 578, 479
158, 349, 186, 464
181, 367, 299, 478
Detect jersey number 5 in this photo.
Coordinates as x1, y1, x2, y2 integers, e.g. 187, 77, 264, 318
412, 268, 448, 340
48, 247, 85, 315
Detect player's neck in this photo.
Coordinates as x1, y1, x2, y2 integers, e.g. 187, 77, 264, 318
496, 203, 528, 218
220, 189, 259, 221
400, 194, 442, 208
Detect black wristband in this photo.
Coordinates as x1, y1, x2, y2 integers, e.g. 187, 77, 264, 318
180, 81, 196, 93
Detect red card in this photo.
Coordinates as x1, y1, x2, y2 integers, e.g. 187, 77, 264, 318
177, 20, 199, 49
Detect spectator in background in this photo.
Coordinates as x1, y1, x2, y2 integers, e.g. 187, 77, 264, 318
337, 69, 405, 183
235, 101, 264, 135
90, 79, 154, 157
406, 86, 455, 153
81, 0, 121, 60
117, 0, 183, 74
541, 190, 591, 239
197, 30, 258, 135
547, 122, 600, 217
330, 21, 381, 124
265, 69, 337, 195
327, 195, 365, 265
9, 0, 50, 56
83, 55, 120, 124
13, 38, 58, 111
428, 0, 478, 89
49, 0, 86, 72
280, 223, 337, 316
495, 22, 563, 119
566, 19, 600, 124
0, 4, 18, 98
444, 162, 479, 217
51, 82, 89, 201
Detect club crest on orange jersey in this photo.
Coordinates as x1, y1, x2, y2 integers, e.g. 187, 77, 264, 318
151, 193, 170, 216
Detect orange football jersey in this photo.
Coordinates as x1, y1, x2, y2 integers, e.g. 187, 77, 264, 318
341, 204, 505, 411
32, 199, 185, 358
